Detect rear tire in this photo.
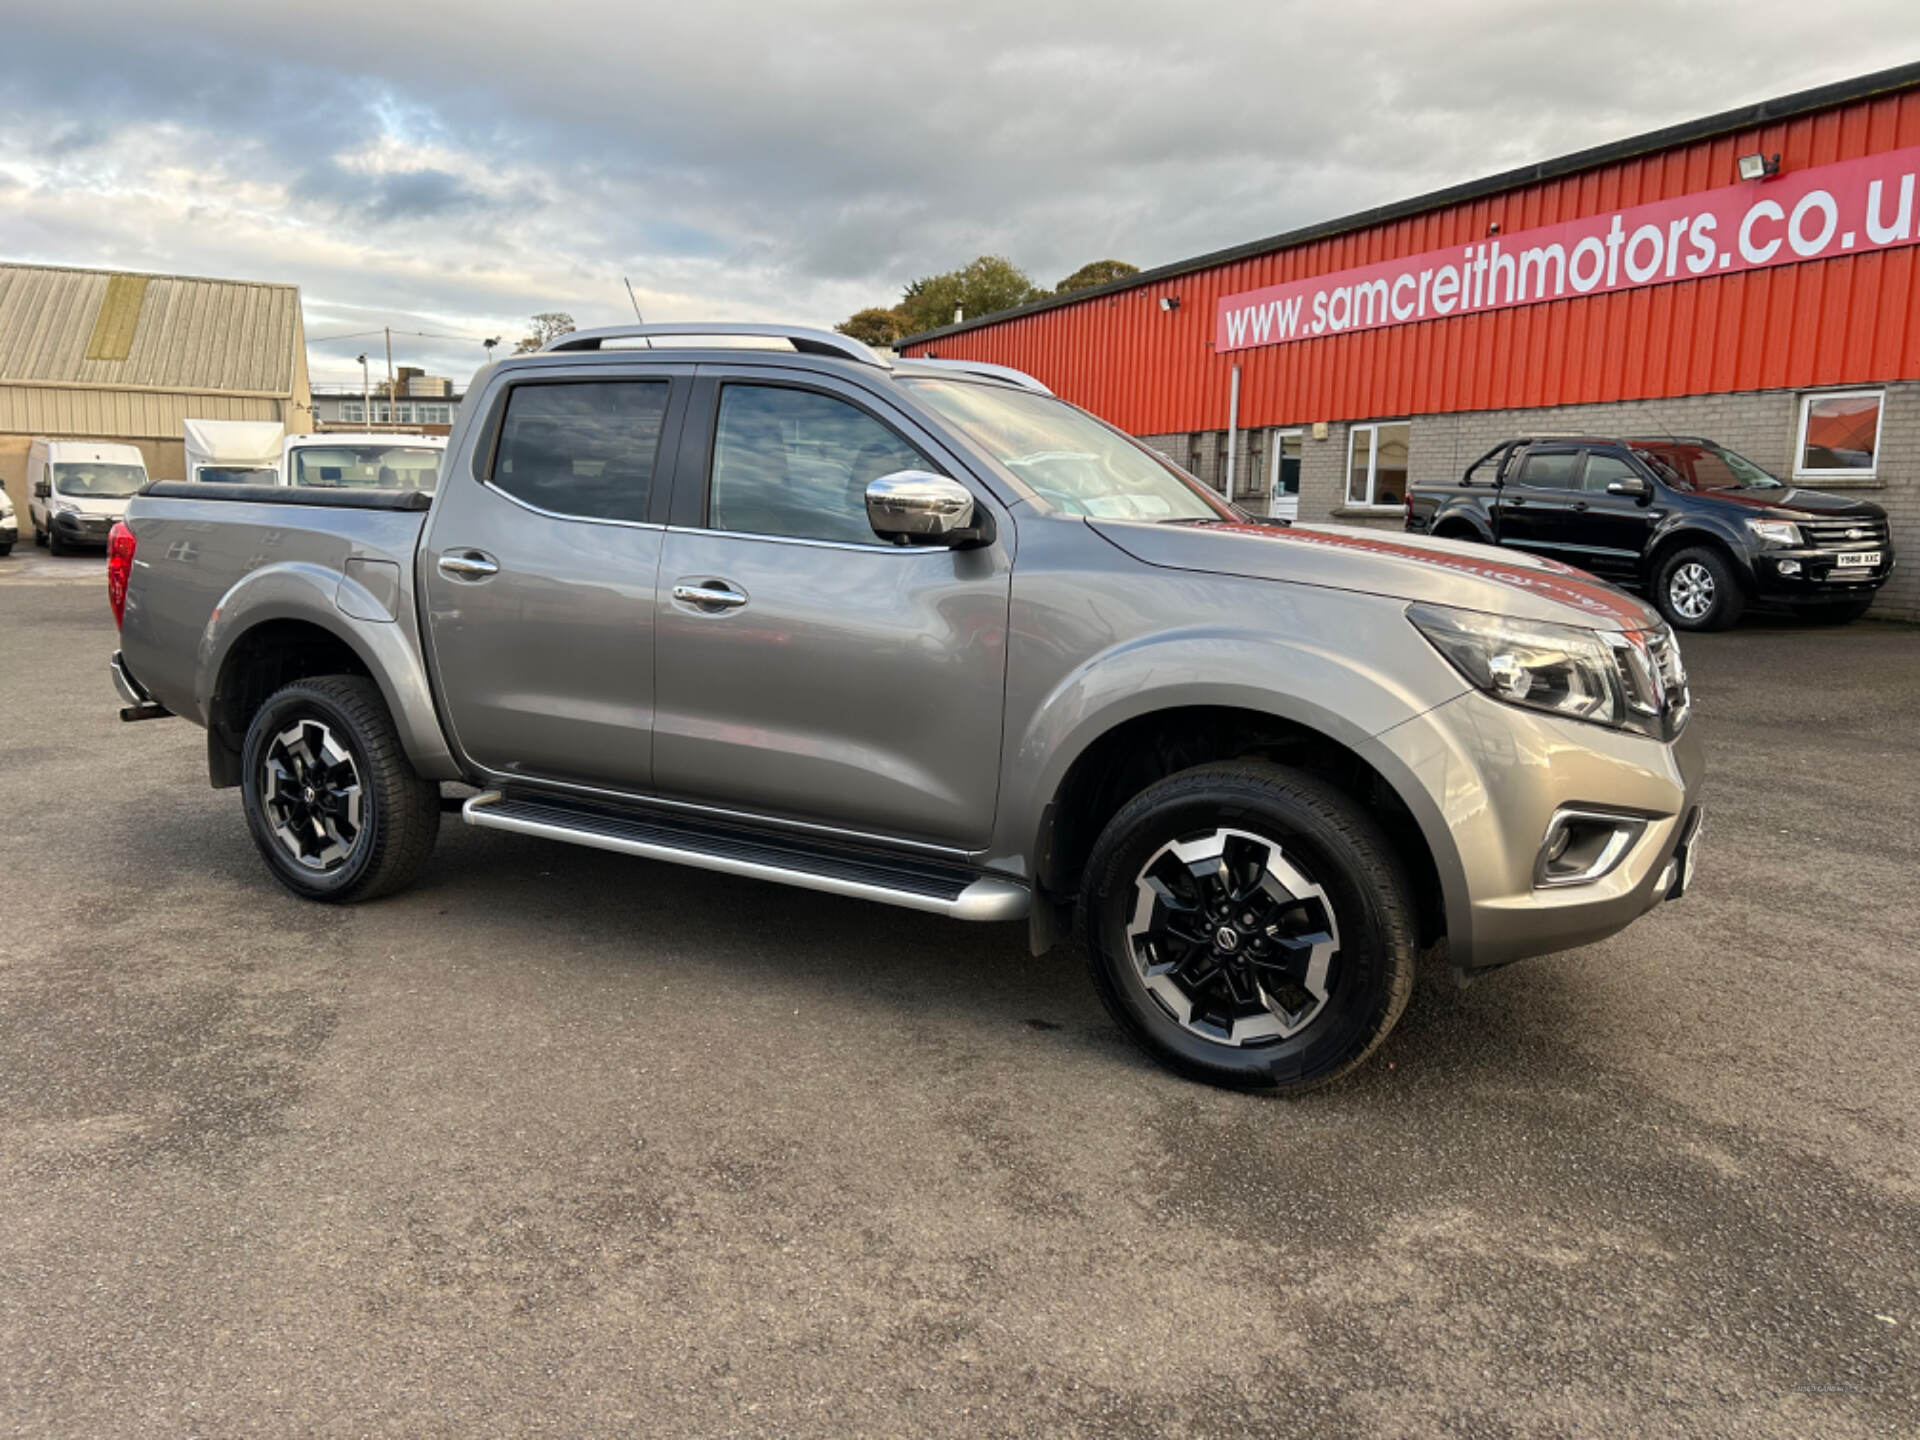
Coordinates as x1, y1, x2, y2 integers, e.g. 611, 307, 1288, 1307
240, 675, 439, 903
33, 524, 47, 548
1077, 761, 1418, 1092
1656, 545, 1745, 631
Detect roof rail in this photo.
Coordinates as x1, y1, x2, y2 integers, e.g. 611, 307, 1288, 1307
542, 323, 889, 369
904, 358, 1053, 394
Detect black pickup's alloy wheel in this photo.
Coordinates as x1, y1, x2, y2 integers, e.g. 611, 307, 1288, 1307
1080, 761, 1417, 1092
1656, 545, 1744, 631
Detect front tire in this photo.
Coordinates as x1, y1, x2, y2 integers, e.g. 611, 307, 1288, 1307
240, 675, 439, 903
1078, 761, 1418, 1092
47, 529, 69, 556
1656, 545, 1745, 631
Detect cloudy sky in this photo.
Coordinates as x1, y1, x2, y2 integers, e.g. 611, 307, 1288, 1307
3, 1, 1919, 386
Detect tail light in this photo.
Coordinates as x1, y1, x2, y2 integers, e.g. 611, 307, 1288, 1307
106, 521, 137, 629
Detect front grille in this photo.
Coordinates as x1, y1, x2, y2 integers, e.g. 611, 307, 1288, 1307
1638, 629, 1690, 737
1800, 517, 1888, 549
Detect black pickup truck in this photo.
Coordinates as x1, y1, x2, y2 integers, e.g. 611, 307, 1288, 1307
1405, 435, 1894, 630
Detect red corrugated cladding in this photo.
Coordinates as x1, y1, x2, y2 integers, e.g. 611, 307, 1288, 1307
901, 88, 1920, 434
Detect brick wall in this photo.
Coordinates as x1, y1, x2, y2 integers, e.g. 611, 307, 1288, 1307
1143, 380, 1918, 622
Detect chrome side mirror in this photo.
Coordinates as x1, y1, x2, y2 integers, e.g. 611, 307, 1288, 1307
865, 471, 990, 547
1605, 475, 1651, 501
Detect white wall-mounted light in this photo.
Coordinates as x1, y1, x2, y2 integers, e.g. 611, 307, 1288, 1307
1737, 152, 1781, 182
1159, 295, 1180, 312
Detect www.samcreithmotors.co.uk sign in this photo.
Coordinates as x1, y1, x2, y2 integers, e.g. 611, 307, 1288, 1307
1216, 145, 1920, 353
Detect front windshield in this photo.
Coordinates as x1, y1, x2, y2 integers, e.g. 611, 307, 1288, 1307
291, 444, 441, 490
196, 466, 279, 485
53, 462, 146, 498
903, 378, 1230, 522
1633, 441, 1784, 491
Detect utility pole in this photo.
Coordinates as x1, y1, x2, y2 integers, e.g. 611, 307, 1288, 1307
356, 354, 370, 431
384, 327, 396, 431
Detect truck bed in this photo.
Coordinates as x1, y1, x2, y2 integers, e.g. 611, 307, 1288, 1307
118, 485, 434, 729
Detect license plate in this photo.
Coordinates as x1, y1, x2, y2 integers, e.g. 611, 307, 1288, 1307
1835, 551, 1880, 567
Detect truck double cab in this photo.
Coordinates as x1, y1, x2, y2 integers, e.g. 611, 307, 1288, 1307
108, 324, 1703, 1091
1405, 435, 1895, 630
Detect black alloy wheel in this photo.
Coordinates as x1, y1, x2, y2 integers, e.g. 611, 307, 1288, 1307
1080, 761, 1418, 1091
240, 675, 440, 902
1125, 827, 1340, 1046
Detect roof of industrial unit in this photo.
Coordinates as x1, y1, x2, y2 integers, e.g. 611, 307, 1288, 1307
898, 57, 1920, 348
0, 261, 305, 397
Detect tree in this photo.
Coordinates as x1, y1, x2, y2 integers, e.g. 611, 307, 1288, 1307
835, 307, 913, 347
514, 312, 576, 354
898, 256, 1045, 335
1056, 259, 1139, 294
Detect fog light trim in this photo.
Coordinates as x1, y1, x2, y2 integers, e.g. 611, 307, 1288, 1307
1534, 808, 1648, 888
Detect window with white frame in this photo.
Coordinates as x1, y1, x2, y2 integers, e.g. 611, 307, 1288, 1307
1347, 421, 1410, 508
1795, 390, 1883, 478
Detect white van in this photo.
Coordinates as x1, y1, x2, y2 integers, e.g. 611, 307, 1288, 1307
27, 439, 150, 553
282, 432, 447, 491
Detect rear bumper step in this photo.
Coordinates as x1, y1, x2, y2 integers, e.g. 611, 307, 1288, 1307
110, 651, 171, 721
462, 790, 1029, 922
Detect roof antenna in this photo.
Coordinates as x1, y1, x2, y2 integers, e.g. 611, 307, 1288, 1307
622, 277, 653, 348
1635, 404, 1680, 444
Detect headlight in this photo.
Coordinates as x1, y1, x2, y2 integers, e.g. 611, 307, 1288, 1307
1748, 518, 1800, 547
1407, 602, 1679, 738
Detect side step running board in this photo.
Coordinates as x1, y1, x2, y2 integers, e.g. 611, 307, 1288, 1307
462, 790, 1029, 922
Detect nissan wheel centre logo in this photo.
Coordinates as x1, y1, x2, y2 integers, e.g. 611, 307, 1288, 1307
1218, 143, 1920, 352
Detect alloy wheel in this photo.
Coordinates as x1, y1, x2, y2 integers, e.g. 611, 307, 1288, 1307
1125, 827, 1340, 1046
1668, 562, 1716, 621
262, 718, 365, 871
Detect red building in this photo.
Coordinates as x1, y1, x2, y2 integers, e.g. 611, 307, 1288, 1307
900, 62, 1920, 621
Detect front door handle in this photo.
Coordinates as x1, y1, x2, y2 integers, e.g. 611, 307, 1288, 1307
438, 550, 499, 581
1570, 500, 1589, 511
1506, 496, 1527, 506
672, 581, 749, 610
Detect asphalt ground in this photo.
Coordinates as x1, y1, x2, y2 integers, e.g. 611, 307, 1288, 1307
2, 548, 1916, 1439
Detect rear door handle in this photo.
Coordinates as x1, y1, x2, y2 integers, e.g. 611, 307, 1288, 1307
438, 550, 499, 581
672, 580, 749, 610
1506, 496, 1527, 506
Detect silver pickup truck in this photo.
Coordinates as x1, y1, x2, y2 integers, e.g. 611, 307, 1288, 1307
108, 323, 1703, 1090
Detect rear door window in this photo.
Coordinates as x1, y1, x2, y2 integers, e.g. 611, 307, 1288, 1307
1514, 447, 1582, 490
490, 381, 671, 523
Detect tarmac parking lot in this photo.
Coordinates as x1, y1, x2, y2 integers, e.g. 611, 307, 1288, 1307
1, 550, 1916, 1438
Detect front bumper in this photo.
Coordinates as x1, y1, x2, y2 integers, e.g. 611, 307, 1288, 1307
1364, 688, 1706, 973
51, 511, 119, 547
1749, 546, 1894, 600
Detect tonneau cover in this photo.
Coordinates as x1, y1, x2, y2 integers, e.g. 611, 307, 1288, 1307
140, 481, 433, 511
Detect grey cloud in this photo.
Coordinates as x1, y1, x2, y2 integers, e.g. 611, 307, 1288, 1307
293, 162, 490, 224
